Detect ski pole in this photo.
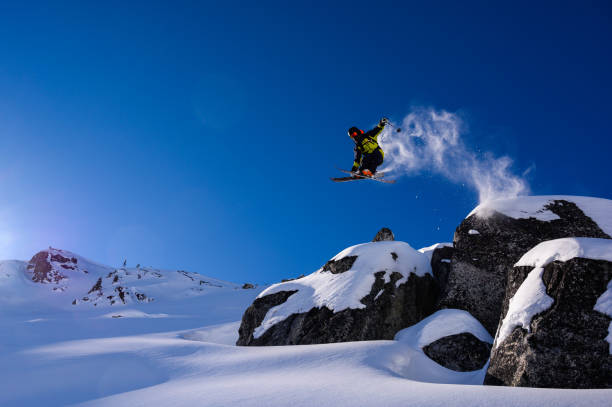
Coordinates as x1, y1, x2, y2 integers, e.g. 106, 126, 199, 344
387, 122, 402, 133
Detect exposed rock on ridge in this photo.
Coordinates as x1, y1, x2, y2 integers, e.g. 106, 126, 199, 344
373, 227, 395, 242
27, 248, 85, 284
437, 200, 610, 335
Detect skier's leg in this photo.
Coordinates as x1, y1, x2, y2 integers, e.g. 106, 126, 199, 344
360, 154, 375, 174
361, 150, 383, 174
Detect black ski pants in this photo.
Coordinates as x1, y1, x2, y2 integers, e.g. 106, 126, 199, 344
360, 149, 384, 174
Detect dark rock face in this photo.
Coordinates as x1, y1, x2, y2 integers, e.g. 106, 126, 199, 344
281, 275, 305, 282
423, 332, 492, 372
430, 245, 454, 290
373, 227, 395, 242
26, 249, 86, 284
237, 291, 298, 345
27, 251, 57, 283
322, 256, 357, 274
88, 278, 102, 294
437, 200, 610, 335
485, 258, 612, 388
237, 271, 439, 346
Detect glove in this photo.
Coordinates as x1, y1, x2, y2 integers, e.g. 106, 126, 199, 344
379, 117, 389, 127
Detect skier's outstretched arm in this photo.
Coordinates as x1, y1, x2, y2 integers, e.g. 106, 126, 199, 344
365, 118, 388, 141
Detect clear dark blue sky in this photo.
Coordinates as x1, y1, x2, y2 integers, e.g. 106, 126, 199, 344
1, 1, 610, 284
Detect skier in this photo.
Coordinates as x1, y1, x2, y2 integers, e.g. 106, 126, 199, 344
348, 117, 388, 177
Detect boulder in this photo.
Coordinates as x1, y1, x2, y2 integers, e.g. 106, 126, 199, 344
395, 309, 493, 372
485, 238, 612, 388
423, 333, 492, 372
237, 240, 438, 346
373, 227, 395, 242
437, 197, 610, 335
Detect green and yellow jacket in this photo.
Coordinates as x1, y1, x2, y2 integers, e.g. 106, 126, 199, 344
351, 124, 385, 171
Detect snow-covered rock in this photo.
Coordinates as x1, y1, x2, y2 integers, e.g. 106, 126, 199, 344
395, 309, 493, 372
438, 196, 611, 335
470, 196, 612, 236
237, 238, 439, 345
485, 237, 612, 388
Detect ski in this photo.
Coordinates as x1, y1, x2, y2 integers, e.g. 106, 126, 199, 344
337, 168, 386, 178
332, 169, 396, 184
331, 176, 362, 182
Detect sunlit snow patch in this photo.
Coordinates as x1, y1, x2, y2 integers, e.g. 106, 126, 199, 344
100, 309, 170, 319
418, 242, 453, 262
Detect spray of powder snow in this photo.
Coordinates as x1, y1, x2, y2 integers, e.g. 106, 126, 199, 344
378, 108, 529, 203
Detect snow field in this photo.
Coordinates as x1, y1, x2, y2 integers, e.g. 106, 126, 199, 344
4, 318, 609, 407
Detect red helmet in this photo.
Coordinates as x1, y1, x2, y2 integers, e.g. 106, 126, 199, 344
348, 127, 364, 138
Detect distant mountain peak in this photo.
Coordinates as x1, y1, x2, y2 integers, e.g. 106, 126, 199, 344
3, 247, 242, 309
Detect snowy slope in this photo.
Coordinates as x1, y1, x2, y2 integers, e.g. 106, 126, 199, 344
469, 195, 612, 236
0, 247, 242, 310
3, 314, 611, 407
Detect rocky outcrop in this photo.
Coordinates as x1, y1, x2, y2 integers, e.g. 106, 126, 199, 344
237, 237, 438, 346
423, 332, 492, 372
430, 245, 454, 290
236, 197, 612, 388
373, 227, 395, 242
485, 257, 612, 388
27, 248, 87, 284
394, 308, 494, 373
321, 256, 357, 274
237, 290, 298, 344
437, 200, 610, 335
237, 271, 438, 346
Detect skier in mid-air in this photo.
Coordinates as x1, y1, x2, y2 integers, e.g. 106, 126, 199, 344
347, 117, 388, 177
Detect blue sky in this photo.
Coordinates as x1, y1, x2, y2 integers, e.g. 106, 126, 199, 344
1, 1, 611, 284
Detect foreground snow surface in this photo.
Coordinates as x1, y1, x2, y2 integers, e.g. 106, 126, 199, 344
2, 291, 612, 406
